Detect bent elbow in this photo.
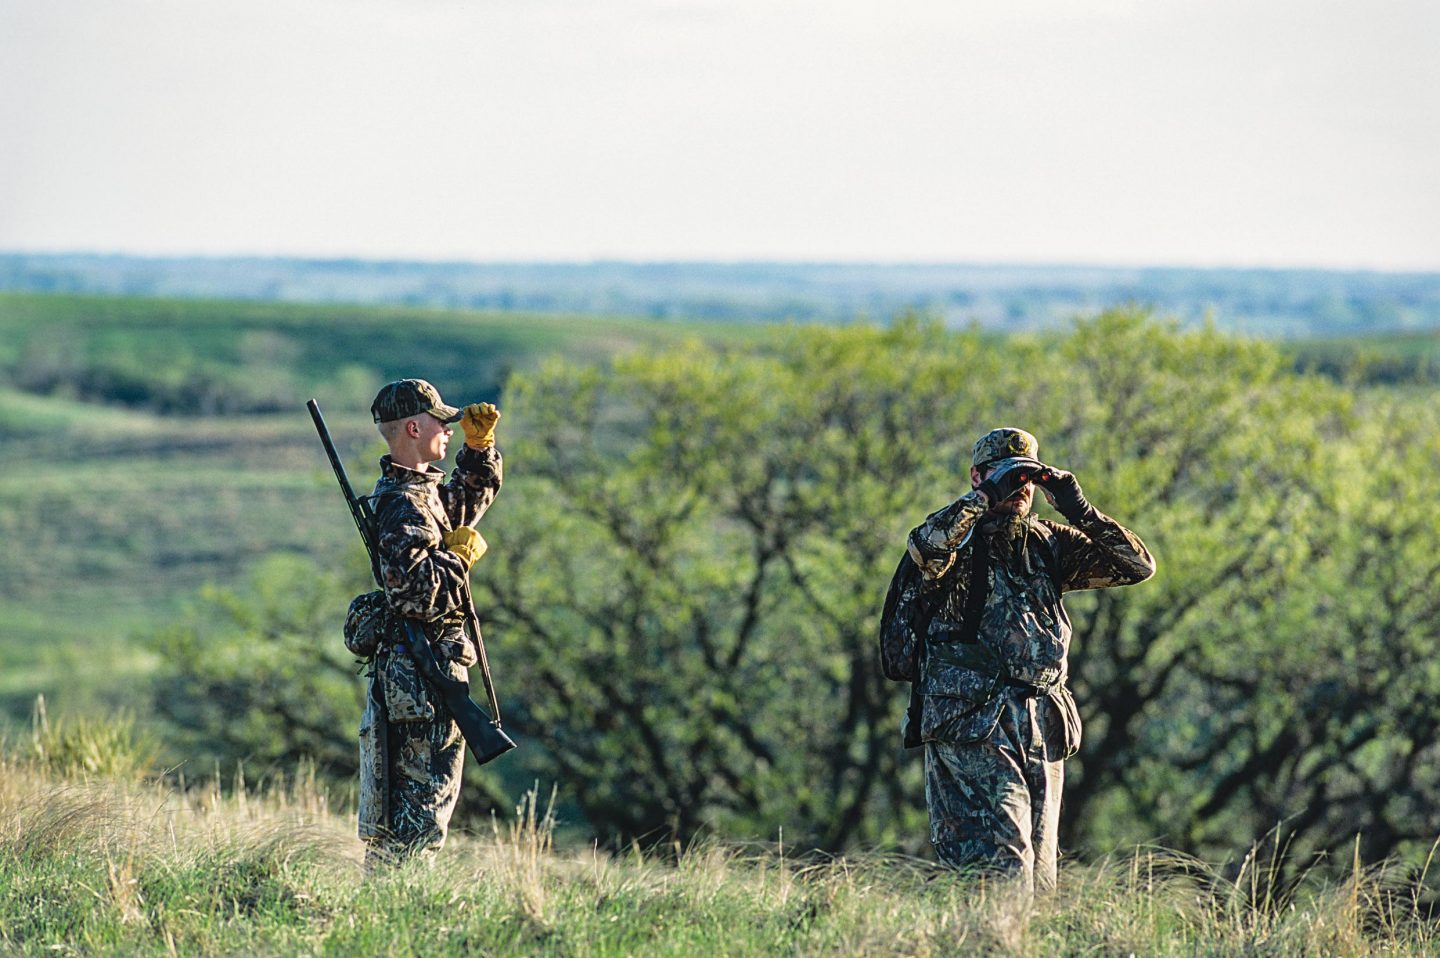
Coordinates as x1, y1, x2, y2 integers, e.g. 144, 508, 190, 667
1130, 553, 1158, 584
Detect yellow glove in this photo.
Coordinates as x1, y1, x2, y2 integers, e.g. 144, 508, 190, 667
461, 402, 501, 449
442, 526, 487, 569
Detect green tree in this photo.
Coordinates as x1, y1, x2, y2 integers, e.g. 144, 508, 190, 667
479, 310, 1440, 870
149, 554, 367, 777
477, 319, 1028, 846
1137, 397, 1440, 873
1032, 314, 1354, 854
144, 310, 1440, 875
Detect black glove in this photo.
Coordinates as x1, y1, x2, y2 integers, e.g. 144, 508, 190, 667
977, 456, 1044, 506
1034, 466, 1098, 524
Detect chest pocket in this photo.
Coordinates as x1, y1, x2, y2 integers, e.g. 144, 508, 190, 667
921, 650, 1006, 744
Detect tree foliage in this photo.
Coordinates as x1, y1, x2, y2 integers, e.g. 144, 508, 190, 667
147, 309, 1440, 874
479, 310, 1440, 871
149, 554, 367, 777
479, 318, 1012, 846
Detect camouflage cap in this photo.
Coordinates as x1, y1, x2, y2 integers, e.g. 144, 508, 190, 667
371, 379, 462, 424
972, 427, 1039, 468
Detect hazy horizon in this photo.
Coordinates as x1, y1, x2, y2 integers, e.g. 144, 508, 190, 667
5, 249, 1440, 277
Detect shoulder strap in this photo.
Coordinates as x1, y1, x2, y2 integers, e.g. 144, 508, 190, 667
956, 531, 991, 645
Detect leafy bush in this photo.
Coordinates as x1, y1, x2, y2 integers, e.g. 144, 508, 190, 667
148, 554, 368, 778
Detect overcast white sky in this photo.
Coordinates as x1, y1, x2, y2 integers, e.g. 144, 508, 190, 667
2, 0, 1437, 269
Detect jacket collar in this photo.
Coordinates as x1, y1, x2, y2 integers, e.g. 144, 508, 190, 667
377, 455, 445, 487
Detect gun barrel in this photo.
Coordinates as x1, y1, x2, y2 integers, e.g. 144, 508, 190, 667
307, 398, 382, 585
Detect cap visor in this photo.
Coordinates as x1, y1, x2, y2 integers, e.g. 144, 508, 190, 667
978, 455, 1045, 471
430, 404, 463, 423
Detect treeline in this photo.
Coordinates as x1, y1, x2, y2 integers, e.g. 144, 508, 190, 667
150, 310, 1440, 879
5, 295, 1440, 429
0, 293, 706, 419
5, 254, 1440, 335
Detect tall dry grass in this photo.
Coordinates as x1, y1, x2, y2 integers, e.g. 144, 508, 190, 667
2, 717, 1438, 956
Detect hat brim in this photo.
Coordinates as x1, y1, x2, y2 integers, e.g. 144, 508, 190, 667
976, 455, 1045, 472
428, 404, 463, 424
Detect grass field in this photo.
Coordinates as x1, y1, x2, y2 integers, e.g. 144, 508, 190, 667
3, 731, 1436, 958
0, 388, 356, 718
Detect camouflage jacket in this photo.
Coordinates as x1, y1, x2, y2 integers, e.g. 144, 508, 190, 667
370, 444, 502, 667
881, 489, 1155, 745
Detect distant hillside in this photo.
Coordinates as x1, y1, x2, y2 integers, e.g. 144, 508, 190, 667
4, 252, 1438, 335
0, 292, 759, 717
0, 292, 761, 418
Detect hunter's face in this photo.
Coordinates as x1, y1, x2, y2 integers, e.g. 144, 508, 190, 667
414, 413, 453, 463
972, 463, 1034, 516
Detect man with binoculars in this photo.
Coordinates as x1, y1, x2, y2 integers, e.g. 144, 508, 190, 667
880, 427, 1156, 893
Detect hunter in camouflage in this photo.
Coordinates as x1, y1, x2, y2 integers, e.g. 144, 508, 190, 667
357, 378, 502, 866
880, 427, 1155, 893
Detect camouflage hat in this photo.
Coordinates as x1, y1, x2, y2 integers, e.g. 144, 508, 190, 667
371, 379, 462, 424
972, 427, 1039, 468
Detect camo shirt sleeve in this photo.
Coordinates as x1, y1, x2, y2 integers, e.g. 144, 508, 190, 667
1046, 511, 1156, 592
438, 444, 503, 528
907, 490, 989, 580
374, 492, 472, 622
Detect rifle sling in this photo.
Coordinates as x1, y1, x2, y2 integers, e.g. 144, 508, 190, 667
958, 530, 993, 646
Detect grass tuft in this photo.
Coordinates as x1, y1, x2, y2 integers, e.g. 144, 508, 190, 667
27, 694, 157, 783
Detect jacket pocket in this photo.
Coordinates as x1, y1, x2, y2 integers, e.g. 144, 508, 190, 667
1043, 685, 1083, 760
921, 657, 1003, 744
344, 590, 393, 658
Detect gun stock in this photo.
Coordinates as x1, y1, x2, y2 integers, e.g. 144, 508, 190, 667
402, 620, 516, 764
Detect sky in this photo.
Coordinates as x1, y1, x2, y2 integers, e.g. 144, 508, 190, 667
2, 0, 1437, 270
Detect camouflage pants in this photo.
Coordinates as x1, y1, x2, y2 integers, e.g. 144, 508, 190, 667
924, 690, 1065, 894
358, 675, 465, 864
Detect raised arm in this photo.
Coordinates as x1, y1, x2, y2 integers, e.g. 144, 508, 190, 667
440, 402, 504, 527
1036, 467, 1156, 591
907, 490, 989, 579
